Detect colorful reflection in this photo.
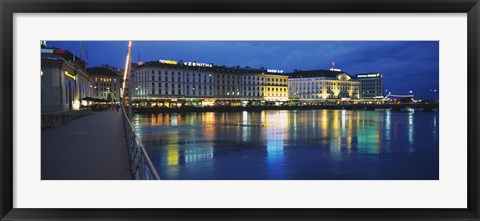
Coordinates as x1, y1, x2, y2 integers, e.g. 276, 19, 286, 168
164, 130, 180, 178
132, 109, 439, 180
263, 111, 289, 179
408, 112, 415, 153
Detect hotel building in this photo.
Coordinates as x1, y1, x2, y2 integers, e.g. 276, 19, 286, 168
129, 60, 288, 106
287, 70, 360, 100
354, 73, 384, 98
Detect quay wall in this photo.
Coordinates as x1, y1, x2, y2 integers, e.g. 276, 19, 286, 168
132, 103, 439, 114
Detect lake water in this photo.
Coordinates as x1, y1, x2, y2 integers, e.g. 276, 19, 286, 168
132, 109, 439, 180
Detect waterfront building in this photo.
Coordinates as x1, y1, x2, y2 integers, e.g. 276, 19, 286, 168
130, 59, 288, 106
287, 70, 360, 100
87, 67, 122, 102
41, 48, 92, 112
215, 71, 240, 98
256, 73, 288, 102
131, 61, 197, 99
354, 73, 384, 99
243, 72, 288, 102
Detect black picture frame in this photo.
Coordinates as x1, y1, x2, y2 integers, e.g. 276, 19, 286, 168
1, 0, 479, 220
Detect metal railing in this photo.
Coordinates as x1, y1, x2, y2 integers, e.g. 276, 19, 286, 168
121, 107, 161, 180
41, 109, 91, 129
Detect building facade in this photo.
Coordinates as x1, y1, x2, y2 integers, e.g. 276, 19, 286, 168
354, 73, 384, 98
288, 70, 360, 100
129, 60, 288, 106
88, 67, 122, 102
41, 48, 92, 113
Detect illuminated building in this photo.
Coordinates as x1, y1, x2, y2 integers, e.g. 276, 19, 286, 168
354, 73, 384, 99
41, 48, 92, 112
262, 74, 288, 102
130, 59, 288, 105
243, 73, 289, 102
131, 61, 215, 103
87, 67, 122, 102
287, 69, 359, 100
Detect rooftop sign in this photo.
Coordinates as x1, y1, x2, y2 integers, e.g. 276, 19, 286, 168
159, 59, 178, 65
267, 69, 284, 74
184, 61, 213, 68
357, 73, 381, 78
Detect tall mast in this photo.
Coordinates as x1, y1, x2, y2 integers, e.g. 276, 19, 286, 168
121, 41, 132, 106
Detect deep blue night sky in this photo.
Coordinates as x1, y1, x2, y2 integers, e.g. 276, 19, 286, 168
47, 41, 439, 100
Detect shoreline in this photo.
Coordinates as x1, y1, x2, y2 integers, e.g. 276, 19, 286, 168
132, 103, 439, 114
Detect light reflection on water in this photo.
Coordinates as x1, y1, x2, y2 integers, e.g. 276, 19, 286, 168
132, 109, 439, 180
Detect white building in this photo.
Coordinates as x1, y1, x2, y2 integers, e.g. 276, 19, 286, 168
132, 65, 215, 98
130, 60, 288, 106
288, 70, 359, 100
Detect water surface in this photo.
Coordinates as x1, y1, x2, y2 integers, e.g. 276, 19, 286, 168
132, 109, 439, 180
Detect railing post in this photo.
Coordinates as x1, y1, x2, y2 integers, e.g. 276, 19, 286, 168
121, 107, 160, 180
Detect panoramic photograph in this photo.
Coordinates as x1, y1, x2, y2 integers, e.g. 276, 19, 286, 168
40, 41, 439, 180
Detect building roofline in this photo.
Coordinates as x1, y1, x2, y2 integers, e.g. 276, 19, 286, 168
41, 58, 91, 79
134, 60, 287, 76
87, 67, 122, 78
285, 69, 352, 79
